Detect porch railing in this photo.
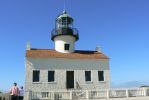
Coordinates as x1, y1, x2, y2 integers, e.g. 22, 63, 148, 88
28, 88, 149, 100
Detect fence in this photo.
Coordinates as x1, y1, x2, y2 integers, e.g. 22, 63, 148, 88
0, 93, 11, 100
29, 88, 149, 100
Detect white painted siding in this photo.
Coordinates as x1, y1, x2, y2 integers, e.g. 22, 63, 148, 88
54, 35, 76, 53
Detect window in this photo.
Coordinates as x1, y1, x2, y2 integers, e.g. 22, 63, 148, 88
85, 71, 91, 81
98, 71, 104, 81
64, 44, 70, 50
48, 71, 55, 82
33, 70, 40, 82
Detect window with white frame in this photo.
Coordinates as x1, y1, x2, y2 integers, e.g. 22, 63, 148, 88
33, 70, 40, 82
85, 71, 91, 81
48, 71, 55, 82
98, 71, 104, 81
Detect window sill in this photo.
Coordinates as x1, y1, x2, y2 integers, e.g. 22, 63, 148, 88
85, 81, 93, 84
98, 81, 106, 83
48, 82, 57, 84
32, 82, 42, 84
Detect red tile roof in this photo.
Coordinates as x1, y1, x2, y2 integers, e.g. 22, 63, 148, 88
26, 49, 109, 59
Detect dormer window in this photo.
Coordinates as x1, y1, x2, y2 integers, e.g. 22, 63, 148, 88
64, 44, 70, 50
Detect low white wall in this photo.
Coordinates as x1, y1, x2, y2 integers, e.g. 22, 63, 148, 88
27, 88, 149, 100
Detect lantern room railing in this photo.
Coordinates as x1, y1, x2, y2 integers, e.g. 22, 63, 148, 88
51, 28, 79, 41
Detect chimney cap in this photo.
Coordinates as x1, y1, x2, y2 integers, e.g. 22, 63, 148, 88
95, 46, 101, 52
26, 42, 31, 50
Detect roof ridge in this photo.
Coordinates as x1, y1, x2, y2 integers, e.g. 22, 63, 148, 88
30, 48, 98, 52
30, 48, 54, 50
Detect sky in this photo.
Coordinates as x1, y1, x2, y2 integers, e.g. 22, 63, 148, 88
0, 0, 149, 91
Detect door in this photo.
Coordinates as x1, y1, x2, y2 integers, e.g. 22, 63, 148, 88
66, 71, 74, 89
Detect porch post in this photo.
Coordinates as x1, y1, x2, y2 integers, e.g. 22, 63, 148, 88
143, 88, 146, 96
107, 89, 109, 99
86, 90, 89, 100
126, 89, 129, 98
70, 91, 72, 100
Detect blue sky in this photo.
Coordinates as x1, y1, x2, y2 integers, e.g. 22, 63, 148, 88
0, 0, 149, 91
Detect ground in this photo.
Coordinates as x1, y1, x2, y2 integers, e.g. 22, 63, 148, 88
98, 97, 149, 100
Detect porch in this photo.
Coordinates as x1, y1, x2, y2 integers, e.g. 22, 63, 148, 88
26, 88, 149, 100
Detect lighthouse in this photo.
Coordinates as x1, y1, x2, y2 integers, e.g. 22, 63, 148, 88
51, 10, 79, 53
25, 10, 110, 100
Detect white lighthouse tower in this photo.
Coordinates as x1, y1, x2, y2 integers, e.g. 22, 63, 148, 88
25, 10, 110, 100
51, 10, 79, 53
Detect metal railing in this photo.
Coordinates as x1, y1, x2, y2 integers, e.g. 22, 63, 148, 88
51, 28, 79, 41
28, 88, 149, 100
